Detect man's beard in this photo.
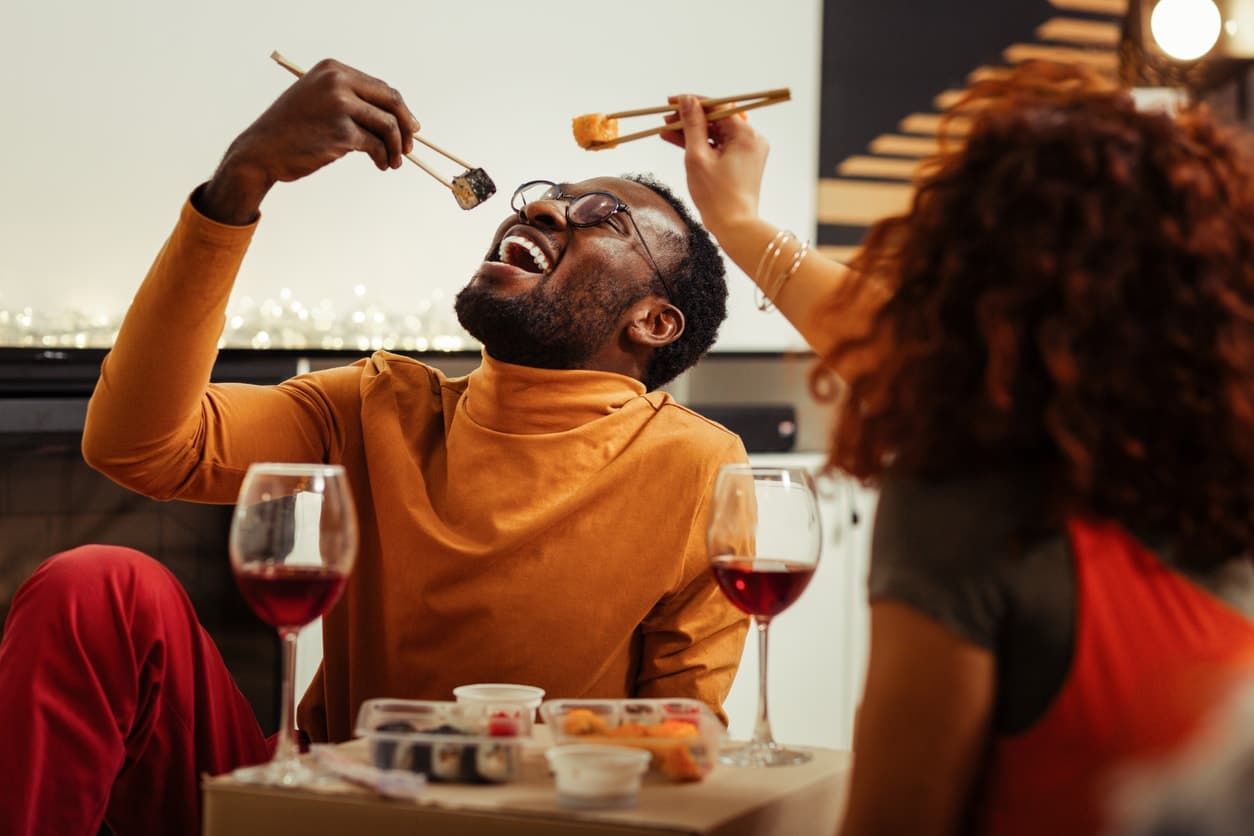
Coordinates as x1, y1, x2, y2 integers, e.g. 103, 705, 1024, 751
454, 272, 645, 371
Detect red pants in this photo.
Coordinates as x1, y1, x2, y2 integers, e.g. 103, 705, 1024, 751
0, 546, 271, 835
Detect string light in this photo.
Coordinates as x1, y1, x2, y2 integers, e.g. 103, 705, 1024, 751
0, 290, 475, 353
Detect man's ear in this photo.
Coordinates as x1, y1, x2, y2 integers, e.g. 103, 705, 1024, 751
624, 298, 685, 349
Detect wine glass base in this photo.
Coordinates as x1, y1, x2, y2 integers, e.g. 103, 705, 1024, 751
231, 757, 324, 788
719, 742, 813, 768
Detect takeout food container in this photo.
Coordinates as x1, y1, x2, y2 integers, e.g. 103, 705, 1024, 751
546, 744, 652, 809
452, 683, 545, 735
355, 698, 526, 784
540, 698, 725, 781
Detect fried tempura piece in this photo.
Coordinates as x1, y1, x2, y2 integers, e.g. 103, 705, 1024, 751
646, 719, 700, 738
653, 740, 703, 781
607, 722, 650, 738
560, 708, 609, 736
572, 113, 619, 149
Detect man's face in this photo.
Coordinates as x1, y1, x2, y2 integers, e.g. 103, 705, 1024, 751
454, 177, 683, 371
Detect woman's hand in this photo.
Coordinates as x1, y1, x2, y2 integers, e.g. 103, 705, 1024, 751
659, 91, 880, 365
660, 94, 769, 241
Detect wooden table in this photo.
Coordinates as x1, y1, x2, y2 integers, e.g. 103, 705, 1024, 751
202, 738, 850, 836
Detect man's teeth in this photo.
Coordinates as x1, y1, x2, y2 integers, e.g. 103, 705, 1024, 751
498, 235, 551, 274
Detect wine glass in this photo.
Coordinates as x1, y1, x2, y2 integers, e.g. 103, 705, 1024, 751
229, 462, 358, 785
707, 463, 822, 767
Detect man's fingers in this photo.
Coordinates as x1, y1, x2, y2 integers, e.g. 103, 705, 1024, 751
265, 58, 421, 174
347, 100, 408, 168
310, 60, 419, 162
343, 120, 392, 171
353, 73, 422, 151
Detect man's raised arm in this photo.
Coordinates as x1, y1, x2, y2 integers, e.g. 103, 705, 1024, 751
82, 59, 420, 501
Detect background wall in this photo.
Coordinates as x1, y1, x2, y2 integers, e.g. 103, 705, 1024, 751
2, 0, 822, 351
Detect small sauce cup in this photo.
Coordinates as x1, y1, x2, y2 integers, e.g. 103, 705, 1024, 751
546, 744, 652, 809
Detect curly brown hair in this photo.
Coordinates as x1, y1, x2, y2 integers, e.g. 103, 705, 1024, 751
815, 61, 1254, 568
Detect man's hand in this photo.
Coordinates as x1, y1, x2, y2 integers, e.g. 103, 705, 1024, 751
198, 58, 422, 225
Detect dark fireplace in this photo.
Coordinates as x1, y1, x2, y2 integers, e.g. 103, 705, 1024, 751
0, 429, 278, 728
0, 347, 426, 733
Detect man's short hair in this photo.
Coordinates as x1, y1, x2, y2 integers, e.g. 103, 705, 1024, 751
626, 173, 728, 390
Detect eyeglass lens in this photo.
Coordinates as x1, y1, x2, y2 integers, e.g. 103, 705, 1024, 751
512, 181, 620, 227
510, 180, 676, 302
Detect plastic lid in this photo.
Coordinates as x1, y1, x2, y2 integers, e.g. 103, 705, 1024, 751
452, 683, 545, 709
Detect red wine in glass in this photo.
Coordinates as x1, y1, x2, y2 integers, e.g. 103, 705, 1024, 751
234, 563, 348, 630
710, 557, 815, 618
706, 463, 822, 767
229, 462, 357, 787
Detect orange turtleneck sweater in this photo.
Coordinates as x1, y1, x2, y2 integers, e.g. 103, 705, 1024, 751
82, 198, 750, 742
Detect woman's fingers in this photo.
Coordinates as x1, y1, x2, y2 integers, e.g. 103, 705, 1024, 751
660, 95, 754, 152
660, 112, 686, 149
659, 95, 691, 149
678, 95, 712, 153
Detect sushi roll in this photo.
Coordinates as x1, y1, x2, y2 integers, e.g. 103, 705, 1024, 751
432, 741, 466, 781
408, 741, 433, 775
452, 168, 496, 210
474, 743, 517, 783
371, 719, 416, 769
571, 113, 619, 149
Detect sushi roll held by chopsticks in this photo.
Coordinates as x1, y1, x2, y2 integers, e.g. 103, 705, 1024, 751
270, 51, 496, 210
573, 88, 790, 150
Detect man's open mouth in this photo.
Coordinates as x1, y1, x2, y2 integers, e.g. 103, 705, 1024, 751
497, 235, 552, 275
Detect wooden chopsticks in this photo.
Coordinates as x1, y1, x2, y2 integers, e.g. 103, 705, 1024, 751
605, 88, 789, 120
583, 88, 790, 150
269, 51, 496, 209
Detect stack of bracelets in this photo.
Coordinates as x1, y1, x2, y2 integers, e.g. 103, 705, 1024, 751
753, 229, 811, 312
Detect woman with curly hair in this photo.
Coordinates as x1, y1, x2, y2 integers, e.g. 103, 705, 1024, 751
664, 62, 1254, 835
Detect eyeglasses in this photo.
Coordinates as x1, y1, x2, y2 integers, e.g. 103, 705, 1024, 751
510, 180, 676, 300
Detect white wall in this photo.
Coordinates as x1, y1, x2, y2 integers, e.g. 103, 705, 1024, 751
2, 0, 822, 351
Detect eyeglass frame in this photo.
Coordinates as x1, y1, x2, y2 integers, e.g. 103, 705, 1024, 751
510, 180, 678, 302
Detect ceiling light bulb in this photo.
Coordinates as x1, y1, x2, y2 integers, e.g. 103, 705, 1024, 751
1150, 0, 1223, 60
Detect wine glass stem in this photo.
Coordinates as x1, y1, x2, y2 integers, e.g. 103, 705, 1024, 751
752, 616, 776, 747
273, 628, 300, 765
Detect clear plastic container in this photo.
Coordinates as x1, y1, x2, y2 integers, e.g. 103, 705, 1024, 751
452, 683, 545, 735
355, 698, 526, 784
540, 698, 725, 781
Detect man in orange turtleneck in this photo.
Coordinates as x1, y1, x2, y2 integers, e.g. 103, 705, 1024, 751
0, 59, 749, 836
